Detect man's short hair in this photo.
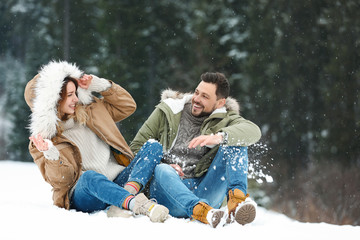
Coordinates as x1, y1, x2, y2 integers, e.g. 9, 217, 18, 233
200, 72, 230, 99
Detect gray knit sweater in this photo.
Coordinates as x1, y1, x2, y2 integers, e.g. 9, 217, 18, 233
162, 102, 210, 178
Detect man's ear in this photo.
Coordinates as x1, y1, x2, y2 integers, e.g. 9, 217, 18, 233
217, 98, 226, 109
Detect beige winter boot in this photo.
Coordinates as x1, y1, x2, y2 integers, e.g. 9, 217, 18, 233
107, 205, 132, 218
132, 193, 169, 223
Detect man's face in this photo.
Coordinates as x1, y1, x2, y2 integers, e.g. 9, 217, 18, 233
191, 81, 225, 117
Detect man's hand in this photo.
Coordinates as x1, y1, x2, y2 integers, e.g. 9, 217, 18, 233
77, 74, 93, 89
170, 164, 185, 178
188, 134, 223, 149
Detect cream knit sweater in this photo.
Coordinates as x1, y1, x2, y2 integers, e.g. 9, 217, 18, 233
62, 118, 125, 181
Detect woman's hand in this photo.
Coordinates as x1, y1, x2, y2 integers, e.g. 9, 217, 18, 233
77, 74, 93, 89
29, 134, 49, 152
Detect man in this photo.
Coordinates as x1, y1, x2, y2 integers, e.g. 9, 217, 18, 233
130, 72, 261, 227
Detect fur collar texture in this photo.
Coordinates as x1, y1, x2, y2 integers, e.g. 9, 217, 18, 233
28, 60, 92, 139
160, 89, 240, 115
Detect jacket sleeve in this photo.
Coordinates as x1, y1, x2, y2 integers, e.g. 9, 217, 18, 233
100, 81, 137, 122
130, 107, 164, 154
220, 116, 262, 146
78, 76, 137, 123
29, 141, 79, 194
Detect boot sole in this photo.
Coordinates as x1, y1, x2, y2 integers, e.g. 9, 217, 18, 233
235, 202, 256, 225
210, 210, 226, 228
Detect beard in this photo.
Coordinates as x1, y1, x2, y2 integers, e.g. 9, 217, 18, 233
191, 101, 216, 118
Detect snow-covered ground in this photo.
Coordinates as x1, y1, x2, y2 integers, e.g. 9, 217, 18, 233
0, 161, 358, 240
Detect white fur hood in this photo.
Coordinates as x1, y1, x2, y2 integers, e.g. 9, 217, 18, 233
160, 88, 240, 115
25, 60, 94, 139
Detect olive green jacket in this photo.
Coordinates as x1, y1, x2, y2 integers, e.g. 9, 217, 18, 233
130, 89, 261, 177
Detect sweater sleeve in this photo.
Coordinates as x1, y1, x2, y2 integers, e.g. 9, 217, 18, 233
41, 139, 60, 160
87, 75, 112, 92
76, 75, 111, 105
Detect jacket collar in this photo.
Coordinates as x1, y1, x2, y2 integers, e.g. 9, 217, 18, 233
160, 89, 240, 115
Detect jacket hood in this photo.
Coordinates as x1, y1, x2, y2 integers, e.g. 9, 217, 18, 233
160, 89, 240, 114
25, 60, 92, 139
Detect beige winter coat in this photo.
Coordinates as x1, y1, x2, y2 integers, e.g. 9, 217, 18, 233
24, 61, 136, 209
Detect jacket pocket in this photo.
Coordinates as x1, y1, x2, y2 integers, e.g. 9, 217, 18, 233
44, 159, 76, 189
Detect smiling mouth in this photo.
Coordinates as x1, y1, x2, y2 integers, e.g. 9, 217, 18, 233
192, 103, 203, 110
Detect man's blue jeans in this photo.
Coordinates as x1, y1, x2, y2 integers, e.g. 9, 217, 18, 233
70, 140, 163, 213
149, 146, 248, 218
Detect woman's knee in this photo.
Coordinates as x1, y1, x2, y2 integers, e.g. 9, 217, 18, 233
146, 140, 163, 153
139, 140, 163, 159
79, 170, 105, 186
80, 170, 97, 180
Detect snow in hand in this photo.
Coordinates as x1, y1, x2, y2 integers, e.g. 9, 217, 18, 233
0, 161, 358, 240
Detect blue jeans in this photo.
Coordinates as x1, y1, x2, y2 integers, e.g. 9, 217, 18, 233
70, 140, 163, 212
149, 146, 248, 218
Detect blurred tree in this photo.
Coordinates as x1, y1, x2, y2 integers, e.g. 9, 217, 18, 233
237, 0, 359, 179
244, 0, 330, 179
318, 1, 360, 165
95, 0, 197, 140
0, 0, 45, 161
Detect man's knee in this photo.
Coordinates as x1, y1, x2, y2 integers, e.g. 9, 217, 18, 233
220, 146, 248, 159
154, 164, 174, 178
220, 145, 247, 152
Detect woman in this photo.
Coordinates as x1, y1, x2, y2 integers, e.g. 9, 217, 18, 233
24, 60, 168, 222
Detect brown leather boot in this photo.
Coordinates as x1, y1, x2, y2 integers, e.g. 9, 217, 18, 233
228, 189, 256, 225
192, 202, 225, 228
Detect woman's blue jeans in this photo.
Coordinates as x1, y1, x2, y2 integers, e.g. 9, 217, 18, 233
149, 146, 248, 218
70, 140, 163, 213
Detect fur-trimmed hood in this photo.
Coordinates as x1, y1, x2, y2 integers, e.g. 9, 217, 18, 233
160, 89, 240, 114
25, 60, 93, 139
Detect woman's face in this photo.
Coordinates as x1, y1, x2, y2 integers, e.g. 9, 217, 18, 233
60, 81, 78, 115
